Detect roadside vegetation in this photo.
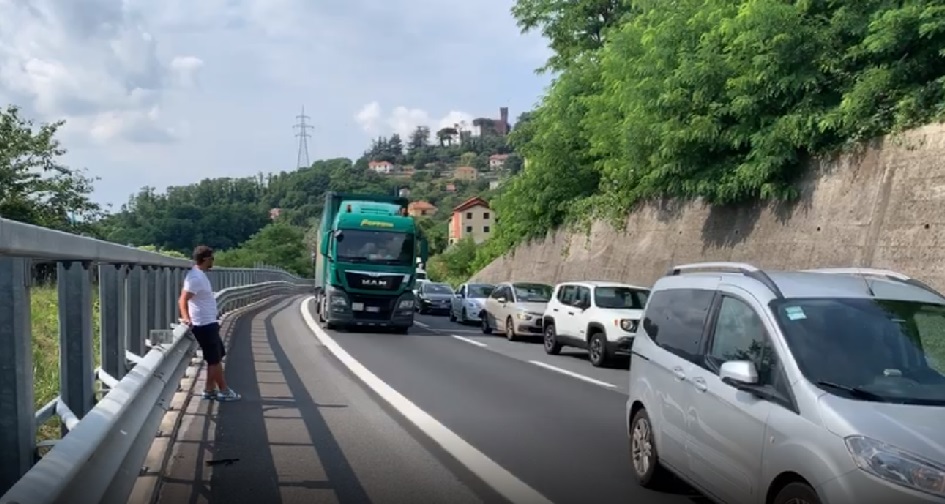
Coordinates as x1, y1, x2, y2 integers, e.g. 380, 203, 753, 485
458, 0, 945, 275
30, 285, 101, 442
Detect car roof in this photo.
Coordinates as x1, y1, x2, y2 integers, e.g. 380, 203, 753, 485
653, 263, 945, 305
558, 280, 650, 290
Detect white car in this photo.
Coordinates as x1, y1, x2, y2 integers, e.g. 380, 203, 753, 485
541, 281, 650, 367
449, 282, 495, 323
480, 282, 554, 341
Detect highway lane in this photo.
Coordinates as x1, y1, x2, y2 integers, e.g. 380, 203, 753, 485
155, 296, 498, 504
304, 300, 704, 504
414, 313, 632, 394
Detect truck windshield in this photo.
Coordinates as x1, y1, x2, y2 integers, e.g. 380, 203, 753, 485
336, 230, 414, 266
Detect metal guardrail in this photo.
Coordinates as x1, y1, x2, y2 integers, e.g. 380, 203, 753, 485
0, 217, 312, 499
0, 280, 308, 504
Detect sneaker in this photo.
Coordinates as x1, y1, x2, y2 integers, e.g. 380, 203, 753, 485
216, 388, 241, 401
202, 390, 217, 400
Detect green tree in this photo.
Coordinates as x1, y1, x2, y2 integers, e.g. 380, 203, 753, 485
0, 105, 102, 232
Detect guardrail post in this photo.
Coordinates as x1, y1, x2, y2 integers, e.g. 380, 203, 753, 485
126, 266, 144, 357
155, 267, 167, 331
146, 267, 157, 335
0, 257, 35, 494
99, 264, 124, 380
168, 267, 178, 322
58, 261, 95, 432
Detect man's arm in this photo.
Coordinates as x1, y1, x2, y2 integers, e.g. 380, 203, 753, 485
179, 278, 195, 324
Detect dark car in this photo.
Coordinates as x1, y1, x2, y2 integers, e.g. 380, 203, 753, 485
417, 282, 455, 315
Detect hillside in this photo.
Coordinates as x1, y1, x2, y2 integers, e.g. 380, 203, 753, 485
433, 0, 945, 286
90, 109, 527, 272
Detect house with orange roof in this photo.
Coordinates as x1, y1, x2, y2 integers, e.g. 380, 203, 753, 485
408, 200, 437, 217
448, 196, 494, 245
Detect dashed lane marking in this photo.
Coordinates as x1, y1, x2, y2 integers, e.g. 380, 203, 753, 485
528, 360, 618, 389
451, 335, 487, 348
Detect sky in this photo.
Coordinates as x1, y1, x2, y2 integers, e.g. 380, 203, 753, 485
0, 0, 553, 211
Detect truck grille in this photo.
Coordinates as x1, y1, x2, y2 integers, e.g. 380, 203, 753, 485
348, 294, 397, 320
344, 271, 404, 291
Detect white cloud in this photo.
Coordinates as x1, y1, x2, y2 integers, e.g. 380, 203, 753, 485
356, 102, 479, 140
0, 0, 201, 143
355, 101, 382, 133
0, 0, 552, 209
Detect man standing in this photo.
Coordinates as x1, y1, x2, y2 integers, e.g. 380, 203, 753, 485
178, 245, 241, 401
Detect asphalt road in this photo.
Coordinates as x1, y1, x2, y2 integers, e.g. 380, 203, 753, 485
155, 296, 499, 504
309, 299, 706, 504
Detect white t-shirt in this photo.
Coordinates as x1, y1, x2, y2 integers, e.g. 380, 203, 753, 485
183, 267, 218, 326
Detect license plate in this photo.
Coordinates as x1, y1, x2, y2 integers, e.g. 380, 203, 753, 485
367, 306, 380, 313
352, 302, 364, 311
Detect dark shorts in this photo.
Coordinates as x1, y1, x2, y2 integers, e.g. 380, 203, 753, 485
191, 322, 225, 365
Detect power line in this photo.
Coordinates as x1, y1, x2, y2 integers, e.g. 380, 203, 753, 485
294, 106, 313, 168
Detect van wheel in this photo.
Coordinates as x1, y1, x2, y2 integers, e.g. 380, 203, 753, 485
772, 482, 821, 504
543, 324, 561, 355
629, 408, 667, 488
449, 309, 456, 322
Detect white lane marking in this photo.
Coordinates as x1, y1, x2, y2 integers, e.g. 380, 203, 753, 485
528, 360, 618, 389
451, 335, 487, 348
414, 320, 432, 329
299, 297, 553, 504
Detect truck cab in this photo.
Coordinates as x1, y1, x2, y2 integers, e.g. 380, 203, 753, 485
314, 193, 428, 332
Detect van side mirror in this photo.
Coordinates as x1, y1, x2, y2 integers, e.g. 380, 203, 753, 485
720, 361, 759, 386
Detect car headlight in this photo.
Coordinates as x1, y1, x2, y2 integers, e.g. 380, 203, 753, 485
618, 319, 638, 332
846, 435, 945, 497
516, 312, 532, 320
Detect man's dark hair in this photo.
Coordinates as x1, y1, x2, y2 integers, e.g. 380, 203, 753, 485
192, 245, 214, 263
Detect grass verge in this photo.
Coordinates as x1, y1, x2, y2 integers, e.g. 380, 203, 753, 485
31, 285, 101, 442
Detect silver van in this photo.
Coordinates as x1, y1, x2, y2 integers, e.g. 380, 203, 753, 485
626, 262, 945, 504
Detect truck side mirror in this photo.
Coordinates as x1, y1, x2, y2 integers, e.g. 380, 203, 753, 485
419, 239, 429, 263
319, 232, 330, 255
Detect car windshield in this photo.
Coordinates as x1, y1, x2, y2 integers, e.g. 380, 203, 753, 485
423, 283, 453, 295
336, 230, 414, 266
467, 284, 495, 298
770, 297, 945, 405
513, 283, 553, 303
595, 286, 649, 309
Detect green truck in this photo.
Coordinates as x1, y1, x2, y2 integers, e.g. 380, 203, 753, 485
313, 191, 428, 332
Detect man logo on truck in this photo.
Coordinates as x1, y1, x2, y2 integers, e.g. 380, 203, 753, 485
361, 219, 394, 228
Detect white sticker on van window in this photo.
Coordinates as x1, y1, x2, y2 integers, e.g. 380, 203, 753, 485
785, 306, 806, 320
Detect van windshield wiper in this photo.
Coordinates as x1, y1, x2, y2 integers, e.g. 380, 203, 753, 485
816, 381, 886, 401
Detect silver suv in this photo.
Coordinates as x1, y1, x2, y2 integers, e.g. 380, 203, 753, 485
626, 262, 945, 504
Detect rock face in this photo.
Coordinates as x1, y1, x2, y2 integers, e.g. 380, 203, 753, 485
472, 122, 945, 291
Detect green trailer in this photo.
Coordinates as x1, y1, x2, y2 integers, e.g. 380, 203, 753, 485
312, 191, 428, 332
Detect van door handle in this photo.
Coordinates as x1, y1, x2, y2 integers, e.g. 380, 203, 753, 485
672, 367, 686, 381
552, 308, 558, 312
567, 311, 574, 316
692, 377, 707, 392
